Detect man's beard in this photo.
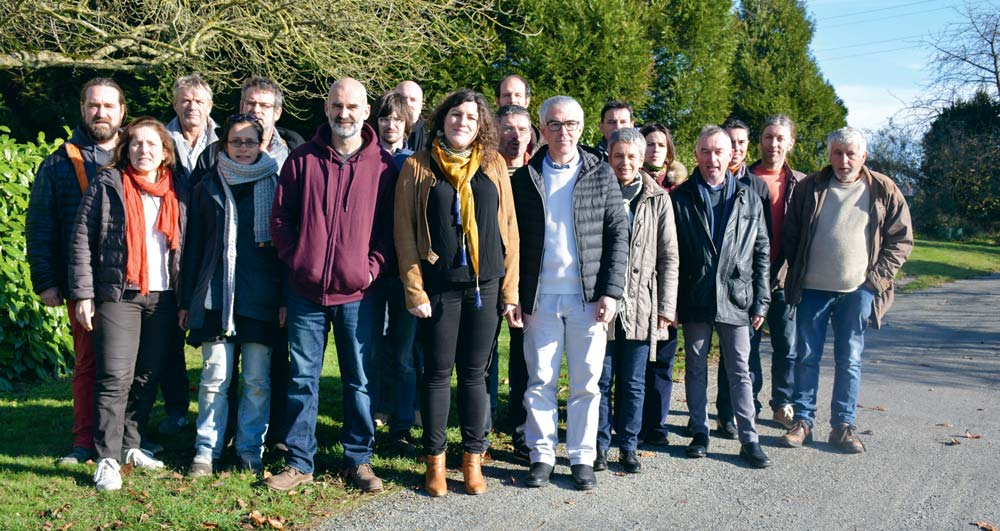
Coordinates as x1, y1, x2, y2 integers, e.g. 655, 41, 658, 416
85, 120, 117, 142
330, 119, 361, 139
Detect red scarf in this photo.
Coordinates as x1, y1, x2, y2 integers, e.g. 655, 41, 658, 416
122, 165, 180, 294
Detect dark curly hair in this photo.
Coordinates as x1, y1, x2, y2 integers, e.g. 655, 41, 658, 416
424, 89, 498, 155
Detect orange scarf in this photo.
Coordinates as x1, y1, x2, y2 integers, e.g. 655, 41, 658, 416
123, 166, 180, 294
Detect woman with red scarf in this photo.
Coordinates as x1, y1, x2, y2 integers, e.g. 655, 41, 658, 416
69, 116, 187, 492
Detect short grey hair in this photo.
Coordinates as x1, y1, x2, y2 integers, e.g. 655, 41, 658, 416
241, 75, 285, 110
539, 95, 584, 125
826, 127, 867, 158
697, 124, 727, 145
609, 127, 645, 151
172, 73, 212, 102
762, 114, 796, 139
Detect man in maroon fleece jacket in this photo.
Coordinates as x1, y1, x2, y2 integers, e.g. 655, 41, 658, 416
267, 78, 396, 493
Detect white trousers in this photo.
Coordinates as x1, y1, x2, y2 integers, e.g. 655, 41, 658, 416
522, 293, 608, 466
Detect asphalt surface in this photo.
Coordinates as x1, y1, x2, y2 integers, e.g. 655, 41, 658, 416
319, 276, 1000, 531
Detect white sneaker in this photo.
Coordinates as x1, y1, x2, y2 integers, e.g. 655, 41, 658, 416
125, 448, 165, 469
93, 458, 122, 491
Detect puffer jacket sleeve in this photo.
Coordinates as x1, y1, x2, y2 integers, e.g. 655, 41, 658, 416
25, 152, 63, 295
596, 167, 629, 300
656, 195, 679, 320
68, 175, 104, 301
394, 156, 429, 309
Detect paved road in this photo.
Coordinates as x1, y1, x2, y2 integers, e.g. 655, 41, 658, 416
320, 276, 1000, 531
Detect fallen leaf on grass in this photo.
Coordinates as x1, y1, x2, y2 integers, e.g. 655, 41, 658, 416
171, 471, 184, 479
267, 517, 285, 530
210, 480, 226, 488
973, 521, 999, 531
236, 498, 248, 510
944, 438, 962, 446
964, 430, 983, 439
57, 524, 72, 531
248, 511, 266, 526
936, 423, 955, 427
201, 523, 219, 530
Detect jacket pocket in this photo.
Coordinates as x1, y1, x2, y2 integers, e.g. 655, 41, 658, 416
728, 264, 751, 310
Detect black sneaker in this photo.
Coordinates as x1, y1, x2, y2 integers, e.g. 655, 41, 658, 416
619, 449, 641, 474
570, 464, 596, 490
524, 462, 553, 488
593, 450, 608, 472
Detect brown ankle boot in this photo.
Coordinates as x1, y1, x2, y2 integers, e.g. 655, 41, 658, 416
461, 451, 486, 495
425, 453, 447, 497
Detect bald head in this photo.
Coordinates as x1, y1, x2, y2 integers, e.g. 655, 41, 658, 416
395, 80, 424, 124
325, 77, 370, 142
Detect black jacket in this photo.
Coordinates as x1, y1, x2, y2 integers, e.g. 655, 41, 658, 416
26, 127, 115, 295
509, 145, 629, 314
69, 168, 189, 302
672, 170, 770, 326
180, 170, 285, 330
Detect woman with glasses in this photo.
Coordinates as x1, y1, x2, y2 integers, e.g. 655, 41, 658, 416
70, 116, 187, 491
178, 113, 285, 477
395, 89, 520, 496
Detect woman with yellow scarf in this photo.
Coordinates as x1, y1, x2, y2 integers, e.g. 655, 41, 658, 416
395, 89, 520, 496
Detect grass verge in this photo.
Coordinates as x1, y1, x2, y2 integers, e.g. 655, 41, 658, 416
899, 239, 1000, 292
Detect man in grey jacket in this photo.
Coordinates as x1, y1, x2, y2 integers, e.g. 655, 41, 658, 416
672, 125, 772, 468
509, 95, 629, 490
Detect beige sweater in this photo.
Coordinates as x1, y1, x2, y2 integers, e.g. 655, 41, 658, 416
802, 177, 871, 292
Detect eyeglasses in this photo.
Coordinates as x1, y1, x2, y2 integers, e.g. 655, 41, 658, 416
244, 100, 275, 111
227, 139, 261, 148
544, 120, 581, 132
377, 116, 405, 125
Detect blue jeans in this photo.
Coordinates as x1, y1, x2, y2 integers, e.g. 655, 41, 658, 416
597, 331, 650, 453
368, 277, 418, 434
641, 329, 677, 440
284, 291, 378, 473
193, 341, 271, 462
792, 286, 874, 428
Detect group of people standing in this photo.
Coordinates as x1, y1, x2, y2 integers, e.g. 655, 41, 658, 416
25, 71, 913, 496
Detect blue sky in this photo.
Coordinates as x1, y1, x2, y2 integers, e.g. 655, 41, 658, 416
805, 0, 991, 131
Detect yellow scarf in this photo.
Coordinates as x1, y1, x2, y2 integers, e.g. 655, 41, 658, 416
431, 138, 483, 276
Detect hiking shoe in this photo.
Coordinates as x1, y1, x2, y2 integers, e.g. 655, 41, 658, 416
238, 454, 264, 475
773, 404, 795, 429
829, 423, 866, 453
157, 415, 189, 435
343, 463, 384, 493
187, 460, 213, 477
265, 466, 313, 492
125, 448, 165, 469
58, 446, 97, 466
93, 458, 122, 491
780, 420, 813, 448
620, 449, 642, 474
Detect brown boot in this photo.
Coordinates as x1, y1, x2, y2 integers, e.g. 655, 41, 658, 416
461, 451, 486, 495
424, 453, 447, 497
780, 419, 813, 448
829, 423, 866, 453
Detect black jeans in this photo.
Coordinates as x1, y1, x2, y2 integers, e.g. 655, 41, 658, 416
419, 279, 500, 455
93, 290, 177, 459
506, 327, 527, 437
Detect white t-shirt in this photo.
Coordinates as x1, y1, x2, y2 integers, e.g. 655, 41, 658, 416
126, 192, 171, 292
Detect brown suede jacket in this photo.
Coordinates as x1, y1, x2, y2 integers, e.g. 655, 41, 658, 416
394, 150, 520, 309
783, 165, 914, 329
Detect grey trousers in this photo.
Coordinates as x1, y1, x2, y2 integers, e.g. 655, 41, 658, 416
683, 321, 759, 444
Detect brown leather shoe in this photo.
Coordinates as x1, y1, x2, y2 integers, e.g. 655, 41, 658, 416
829, 423, 866, 453
424, 453, 447, 497
264, 466, 313, 492
773, 404, 795, 429
461, 451, 486, 495
780, 419, 813, 448
344, 463, 384, 493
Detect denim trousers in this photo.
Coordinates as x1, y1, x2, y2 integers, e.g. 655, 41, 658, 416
523, 293, 607, 466
718, 288, 796, 418
683, 321, 759, 444
792, 286, 874, 428
193, 341, 271, 462
368, 276, 418, 435
92, 290, 176, 459
284, 291, 378, 473
640, 330, 678, 440
597, 324, 650, 452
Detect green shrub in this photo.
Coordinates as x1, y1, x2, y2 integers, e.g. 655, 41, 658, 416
0, 126, 73, 390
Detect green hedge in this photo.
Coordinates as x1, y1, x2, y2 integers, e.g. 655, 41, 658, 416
0, 126, 73, 390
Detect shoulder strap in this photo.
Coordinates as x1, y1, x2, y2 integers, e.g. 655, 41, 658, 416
63, 142, 90, 193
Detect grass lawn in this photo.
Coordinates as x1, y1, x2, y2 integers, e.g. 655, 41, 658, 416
2, 237, 995, 529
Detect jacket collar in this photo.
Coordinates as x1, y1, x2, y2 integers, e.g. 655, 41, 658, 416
310, 121, 379, 163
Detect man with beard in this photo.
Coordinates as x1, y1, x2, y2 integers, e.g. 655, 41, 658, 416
26, 78, 127, 465
267, 78, 396, 493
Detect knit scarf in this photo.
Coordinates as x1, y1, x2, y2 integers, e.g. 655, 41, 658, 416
123, 165, 180, 295
431, 137, 484, 307
214, 151, 279, 335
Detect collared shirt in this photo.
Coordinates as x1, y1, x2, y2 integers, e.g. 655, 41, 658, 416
266, 130, 291, 171
167, 117, 218, 180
